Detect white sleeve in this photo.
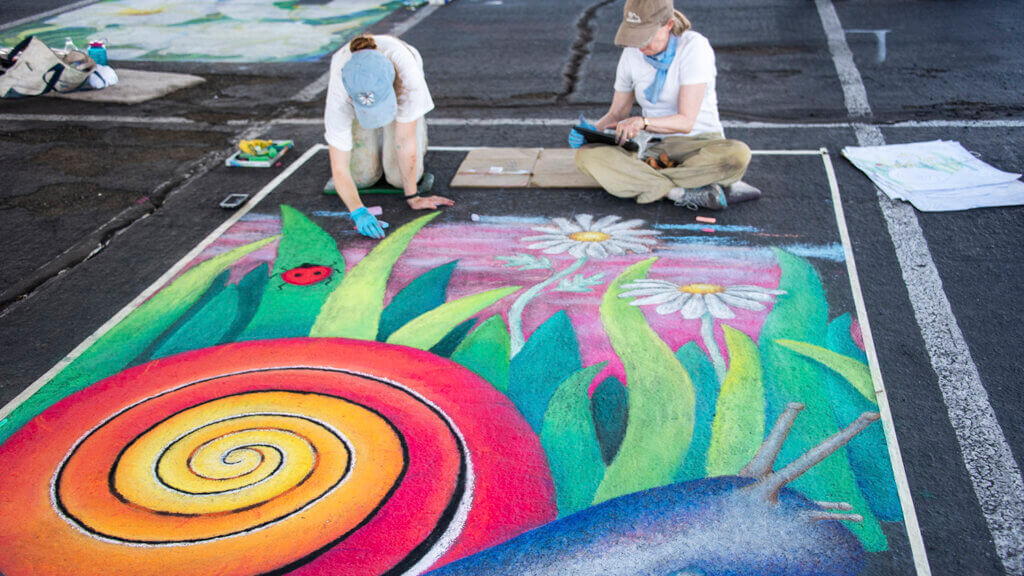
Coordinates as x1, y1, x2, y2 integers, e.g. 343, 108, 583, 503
677, 36, 716, 86
392, 43, 434, 123
323, 51, 354, 151
613, 50, 634, 93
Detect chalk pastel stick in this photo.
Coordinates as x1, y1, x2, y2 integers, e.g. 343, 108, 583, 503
696, 216, 716, 224
701, 227, 715, 233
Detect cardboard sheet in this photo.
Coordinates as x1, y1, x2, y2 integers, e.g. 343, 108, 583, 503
54, 69, 205, 104
449, 148, 540, 188
529, 148, 599, 188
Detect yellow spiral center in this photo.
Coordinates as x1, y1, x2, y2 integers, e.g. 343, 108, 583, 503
679, 283, 725, 295
568, 231, 611, 243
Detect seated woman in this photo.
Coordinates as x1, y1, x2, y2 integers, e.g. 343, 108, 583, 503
324, 34, 453, 239
571, 0, 760, 211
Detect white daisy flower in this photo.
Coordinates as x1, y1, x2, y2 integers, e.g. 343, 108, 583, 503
521, 215, 659, 259
619, 279, 785, 320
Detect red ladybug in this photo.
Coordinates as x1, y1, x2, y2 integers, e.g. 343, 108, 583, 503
281, 263, 334, 286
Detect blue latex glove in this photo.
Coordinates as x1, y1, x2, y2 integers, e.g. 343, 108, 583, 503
352, 206, 385, 239
569, 113, 595, 149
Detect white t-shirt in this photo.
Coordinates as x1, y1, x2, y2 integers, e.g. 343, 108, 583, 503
324, 35, 434, 151
613, 30, 723, 137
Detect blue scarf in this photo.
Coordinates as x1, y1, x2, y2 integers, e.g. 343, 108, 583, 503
643, 33, 678, 104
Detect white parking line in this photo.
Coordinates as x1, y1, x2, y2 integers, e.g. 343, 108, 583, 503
818, 1, 1024, 574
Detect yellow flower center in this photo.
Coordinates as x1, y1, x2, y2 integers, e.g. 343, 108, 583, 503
568, 231, 612, 243
679, 283, 725, 295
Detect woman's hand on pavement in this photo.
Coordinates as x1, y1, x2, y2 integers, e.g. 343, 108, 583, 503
407, 195, 455, 210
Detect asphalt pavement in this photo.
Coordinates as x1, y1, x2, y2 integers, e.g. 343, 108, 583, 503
0, 1, 1022, 574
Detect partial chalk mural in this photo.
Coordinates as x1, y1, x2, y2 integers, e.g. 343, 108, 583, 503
0, 0, 404, 62
0, 205, 911, 575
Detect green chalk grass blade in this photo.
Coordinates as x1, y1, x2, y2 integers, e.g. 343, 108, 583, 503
759, 249, 886, 551
239, 206, 344, 340
541, 362, 608, 516
451, 315, 511, 392
674, 342, 718, 482
387, 286, 518, 351
508, 310, 583, 434
776, 339, 876, 402
312, 212, 440, 340
378, 261, 458, 342
0, 235, 277, 444
593, 258, 695, 504
706, 326, 765, 477
591, 375, 628, 466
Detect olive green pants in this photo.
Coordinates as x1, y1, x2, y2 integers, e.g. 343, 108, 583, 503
574, 133, 751, 204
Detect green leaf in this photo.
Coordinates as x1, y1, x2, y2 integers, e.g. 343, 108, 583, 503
378, 261, 458, 342
776, 339, 875, 402
591, 375, 628, 466
312, 212, 440, 340
706, 326, 765, 476
759, 249, 886, 551
0, 236, 278, 444
387, 286, 519, 350
674, 342, 718, 482
451, 315, 511, 392
593, 259, 695, 504
541, 363, 608, 516
239, 206, 344, 340
508, 310, 583, 434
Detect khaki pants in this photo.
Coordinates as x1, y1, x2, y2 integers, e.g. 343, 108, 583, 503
574, 133, 751, 204
349, 116, 428, 188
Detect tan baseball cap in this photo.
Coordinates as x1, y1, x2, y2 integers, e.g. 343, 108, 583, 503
614, 0, 674, 48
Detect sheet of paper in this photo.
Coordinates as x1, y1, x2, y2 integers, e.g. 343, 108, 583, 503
842, 140, 1024, 211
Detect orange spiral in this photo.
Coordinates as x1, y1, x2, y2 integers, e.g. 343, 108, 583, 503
0, 339, 557, 576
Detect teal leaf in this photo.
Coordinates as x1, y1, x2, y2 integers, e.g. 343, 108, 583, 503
146, 270, 235, 361
593, 259, 695, 504
220, 263, 270, 343
378, 261, 458, 342
591, 375, 628, 466
541, 363, 608, 516
674, 342, 718, 482
451, 315, 511, 392
429, 317, 477, 358
508, 310, 582, 434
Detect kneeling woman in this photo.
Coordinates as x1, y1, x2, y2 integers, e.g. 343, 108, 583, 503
572, 0, 760, 210
324, 34, 453, 239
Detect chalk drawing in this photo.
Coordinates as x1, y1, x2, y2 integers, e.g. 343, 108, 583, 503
0, 205, 916, 575
0, 0, 403, 62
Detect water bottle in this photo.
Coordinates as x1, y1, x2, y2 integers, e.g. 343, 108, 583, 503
87, 40, 108, 66
64, 37, 78, 53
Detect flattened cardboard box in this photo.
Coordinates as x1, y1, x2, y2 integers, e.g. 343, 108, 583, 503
450, 148, 599, 188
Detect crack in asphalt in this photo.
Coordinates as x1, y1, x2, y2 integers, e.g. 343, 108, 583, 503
556, 0, 617, 104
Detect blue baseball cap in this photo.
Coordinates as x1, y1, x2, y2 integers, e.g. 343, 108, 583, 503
341, 50, 397, 130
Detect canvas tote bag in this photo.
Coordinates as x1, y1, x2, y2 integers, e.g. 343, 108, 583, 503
0, 36, 95, 98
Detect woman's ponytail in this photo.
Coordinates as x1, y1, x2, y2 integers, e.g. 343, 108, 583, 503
671, 10, 691, 35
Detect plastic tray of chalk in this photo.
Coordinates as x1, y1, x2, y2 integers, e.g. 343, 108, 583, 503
225, 140, 294, 168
